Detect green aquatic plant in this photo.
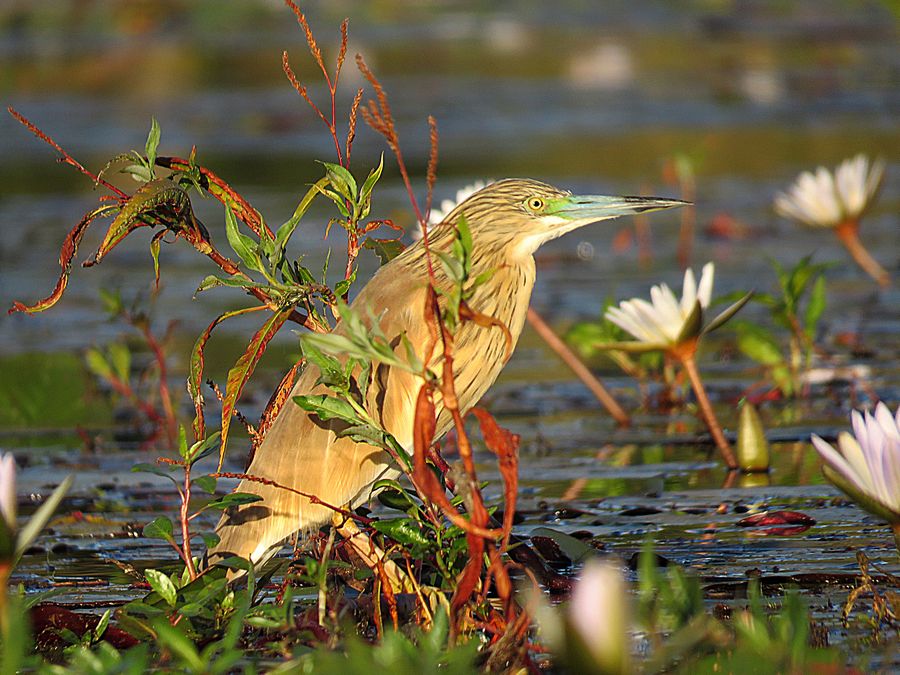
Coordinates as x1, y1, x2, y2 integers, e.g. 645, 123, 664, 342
732, 255, 830, 398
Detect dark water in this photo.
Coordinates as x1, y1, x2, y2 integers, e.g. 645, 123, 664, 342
1, 0, 899, 666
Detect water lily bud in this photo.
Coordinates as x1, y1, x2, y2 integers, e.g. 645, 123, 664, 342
736, 403, 770, 472
566, 560, 631, 675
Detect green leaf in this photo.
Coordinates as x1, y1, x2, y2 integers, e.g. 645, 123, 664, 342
131, 463, 179, 487
360, 153, 384, 201
145, 117, 161, 171
192, 475, 217, 494
804, 275, 826, 338
148, 237, 164, 296
142, 516, 175, 542
736, 326, 783, 366
204, 493, 264, 511
321, 162, 358, 201
144, 569, 177, 607
92, 609, 111, 642
334, 267, 357, 298
177, 424, 189, 460
108, 343, 131, 384
152, 619, 204, 670
293, 394, 362, 426
15, 475, 73, 559
224, 205, 260, 272
85, 348, 113, 381
187, 431, 221, 463
675, 299, 704, 343
200, 532, 220, 549
194, 274, 261, 294
372, 518, 432, 548
704, 290, 753, 334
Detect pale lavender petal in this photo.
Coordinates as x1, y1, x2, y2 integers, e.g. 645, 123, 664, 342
812, 434, 871, 497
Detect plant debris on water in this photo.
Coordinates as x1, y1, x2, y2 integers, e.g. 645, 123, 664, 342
1, 2, 897, 673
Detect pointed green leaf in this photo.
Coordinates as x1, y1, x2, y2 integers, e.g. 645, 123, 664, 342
85, 348, 113, 381
204, 492, 264, 511
321, 161, 358, 201
804, 275, 826, 338
360, 153, 384, 201
293, 394, 363, 425
145, 118, 161, 170
224, 205, 260, 272
703, 290, 753, 335
675, 300, 704, 343
273, 179, 327, 266
15, 475, 73, 559
131, 463, 179, 487
152, 619, 204, 669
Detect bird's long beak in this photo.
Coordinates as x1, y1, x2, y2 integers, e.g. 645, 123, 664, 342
551, 194, 690, 221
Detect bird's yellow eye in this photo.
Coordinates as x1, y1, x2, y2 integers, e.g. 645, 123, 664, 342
527, 197, 545, 211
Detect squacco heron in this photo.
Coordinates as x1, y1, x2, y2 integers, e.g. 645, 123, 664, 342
211, 178, 686, 566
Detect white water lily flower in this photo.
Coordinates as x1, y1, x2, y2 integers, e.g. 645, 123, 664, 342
774, 154, 884, 228
811, 403, 900, 520
0, 453, 15, 531
605, 262, 714, 345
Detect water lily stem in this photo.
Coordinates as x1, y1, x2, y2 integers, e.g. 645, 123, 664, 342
680, 354, 737, 469
835, 220, 890, 288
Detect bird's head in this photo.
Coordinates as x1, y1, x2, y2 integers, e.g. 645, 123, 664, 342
440, 178, 688, 258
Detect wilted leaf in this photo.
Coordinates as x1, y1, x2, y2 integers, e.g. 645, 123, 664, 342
90, 179, 191, 265
189, 305, 266, 441
362, 237, 404, 265
219, 306, 293, 468
8, 207, 106, 314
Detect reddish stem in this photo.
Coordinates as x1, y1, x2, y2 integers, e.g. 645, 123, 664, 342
834, 219, 890, 288
679, 351, 737, 469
